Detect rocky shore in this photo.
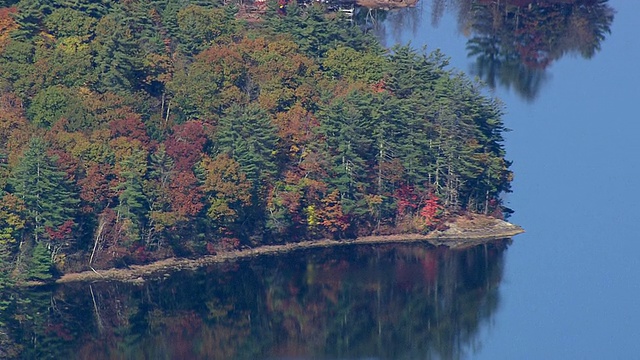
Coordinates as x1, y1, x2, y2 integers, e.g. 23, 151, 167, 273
53, 215, 523, 285
355, 0, 418, 9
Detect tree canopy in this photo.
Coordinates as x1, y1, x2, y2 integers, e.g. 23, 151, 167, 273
0, 0, 513, 276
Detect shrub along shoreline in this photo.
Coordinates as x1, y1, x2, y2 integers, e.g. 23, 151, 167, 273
49, 215, 523, 285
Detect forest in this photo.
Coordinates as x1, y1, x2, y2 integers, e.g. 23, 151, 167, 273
0, 0, 512, 282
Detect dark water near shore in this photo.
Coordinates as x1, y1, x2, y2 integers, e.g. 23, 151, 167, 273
2, 241, 509, 359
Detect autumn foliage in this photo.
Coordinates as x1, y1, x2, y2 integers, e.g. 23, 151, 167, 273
419, 192, 443, 229
0, 0, 514, 274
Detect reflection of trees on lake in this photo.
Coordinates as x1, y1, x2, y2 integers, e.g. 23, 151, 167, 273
465, 0, 615, 101
374, 0, 615, 101
0, 241, 510, 359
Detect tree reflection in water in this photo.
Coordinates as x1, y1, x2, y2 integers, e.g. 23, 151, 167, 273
374, 0, 614, 101
1, 240, 511, 359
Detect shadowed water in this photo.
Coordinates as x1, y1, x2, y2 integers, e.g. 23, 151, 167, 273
1, 241, 510, 359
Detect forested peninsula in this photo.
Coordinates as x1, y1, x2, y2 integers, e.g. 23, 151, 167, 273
0, 0, 516, 284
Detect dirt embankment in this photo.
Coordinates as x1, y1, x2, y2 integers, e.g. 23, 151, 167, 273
54, 215, 523, 285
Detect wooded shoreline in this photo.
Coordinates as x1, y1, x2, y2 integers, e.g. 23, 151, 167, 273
52, 215, 523, 285
1, 1, 517, 287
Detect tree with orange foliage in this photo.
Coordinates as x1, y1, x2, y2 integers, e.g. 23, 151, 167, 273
0, 7, 18, 52
317, 190, 350, 238
199, 154, 252, 227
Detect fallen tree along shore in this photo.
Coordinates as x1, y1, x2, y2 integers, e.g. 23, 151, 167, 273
52, 215, 523, 285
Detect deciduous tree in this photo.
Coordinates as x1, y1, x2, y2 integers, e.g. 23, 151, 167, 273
199, 153, 251, 226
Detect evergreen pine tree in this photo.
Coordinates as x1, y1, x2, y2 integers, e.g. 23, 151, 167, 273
115, 150, 148, 242
0, 223, 15, 307
10, 0, 54, 40
264, 2, 377, 60
215, 104, 278, 190
27, 241, 52, 281
9, 137, 78, 245
91, 12, 144, 93
318, 91, 374, 216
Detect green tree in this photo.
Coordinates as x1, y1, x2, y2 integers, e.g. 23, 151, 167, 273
26, 85, 88, 128
43, 8, 97, 38
0, 193, 24, 299
215, 104, 278, 190
265, 2, 377, 60
114, 148, 148, 243
167, 43, 247, 121
90, 13, 143, 93
144, 144, 200, 246
10, 0, 53, 40
317, 90, 374, 217
0, 39, 37, 101
26, 241, 52, 281
9, 137, 78, 245
368, 92, 411, 222
199, 153, 252, 228
0, 193, 25, 263
322, 45, 388, 84
175, 4, 237, 56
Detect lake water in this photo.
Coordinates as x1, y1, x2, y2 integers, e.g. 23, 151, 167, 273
4, 1, 640, 359
378, 0, 640, 358
3, 242, 510, 359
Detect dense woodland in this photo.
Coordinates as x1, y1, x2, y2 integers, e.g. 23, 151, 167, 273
0, 0, 512, 281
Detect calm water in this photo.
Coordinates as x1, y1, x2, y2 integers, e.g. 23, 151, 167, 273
380, 0, 640, 358
5, 1, 640, 359
2, 242, 510, 359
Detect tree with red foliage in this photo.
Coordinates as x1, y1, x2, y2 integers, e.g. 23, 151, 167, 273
168, 171, 203, 217
419, 192, 442, 229
45, 220, 74, 243
395, 184, 420, 216
165, 121, 208, 171
0, 7, 18, 52
371, 79, 387, 93
109, 114, 151, 148
79, 163, 117, 213
0, 93, 31, 163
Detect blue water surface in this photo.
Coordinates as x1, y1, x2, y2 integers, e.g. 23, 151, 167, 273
385, 1, 640, 358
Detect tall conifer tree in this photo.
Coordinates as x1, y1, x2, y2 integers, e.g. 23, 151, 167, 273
9, 137, 78, 245
215, 104, 278, 190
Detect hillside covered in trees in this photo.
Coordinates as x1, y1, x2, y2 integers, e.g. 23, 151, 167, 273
0, 0, 513, 280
